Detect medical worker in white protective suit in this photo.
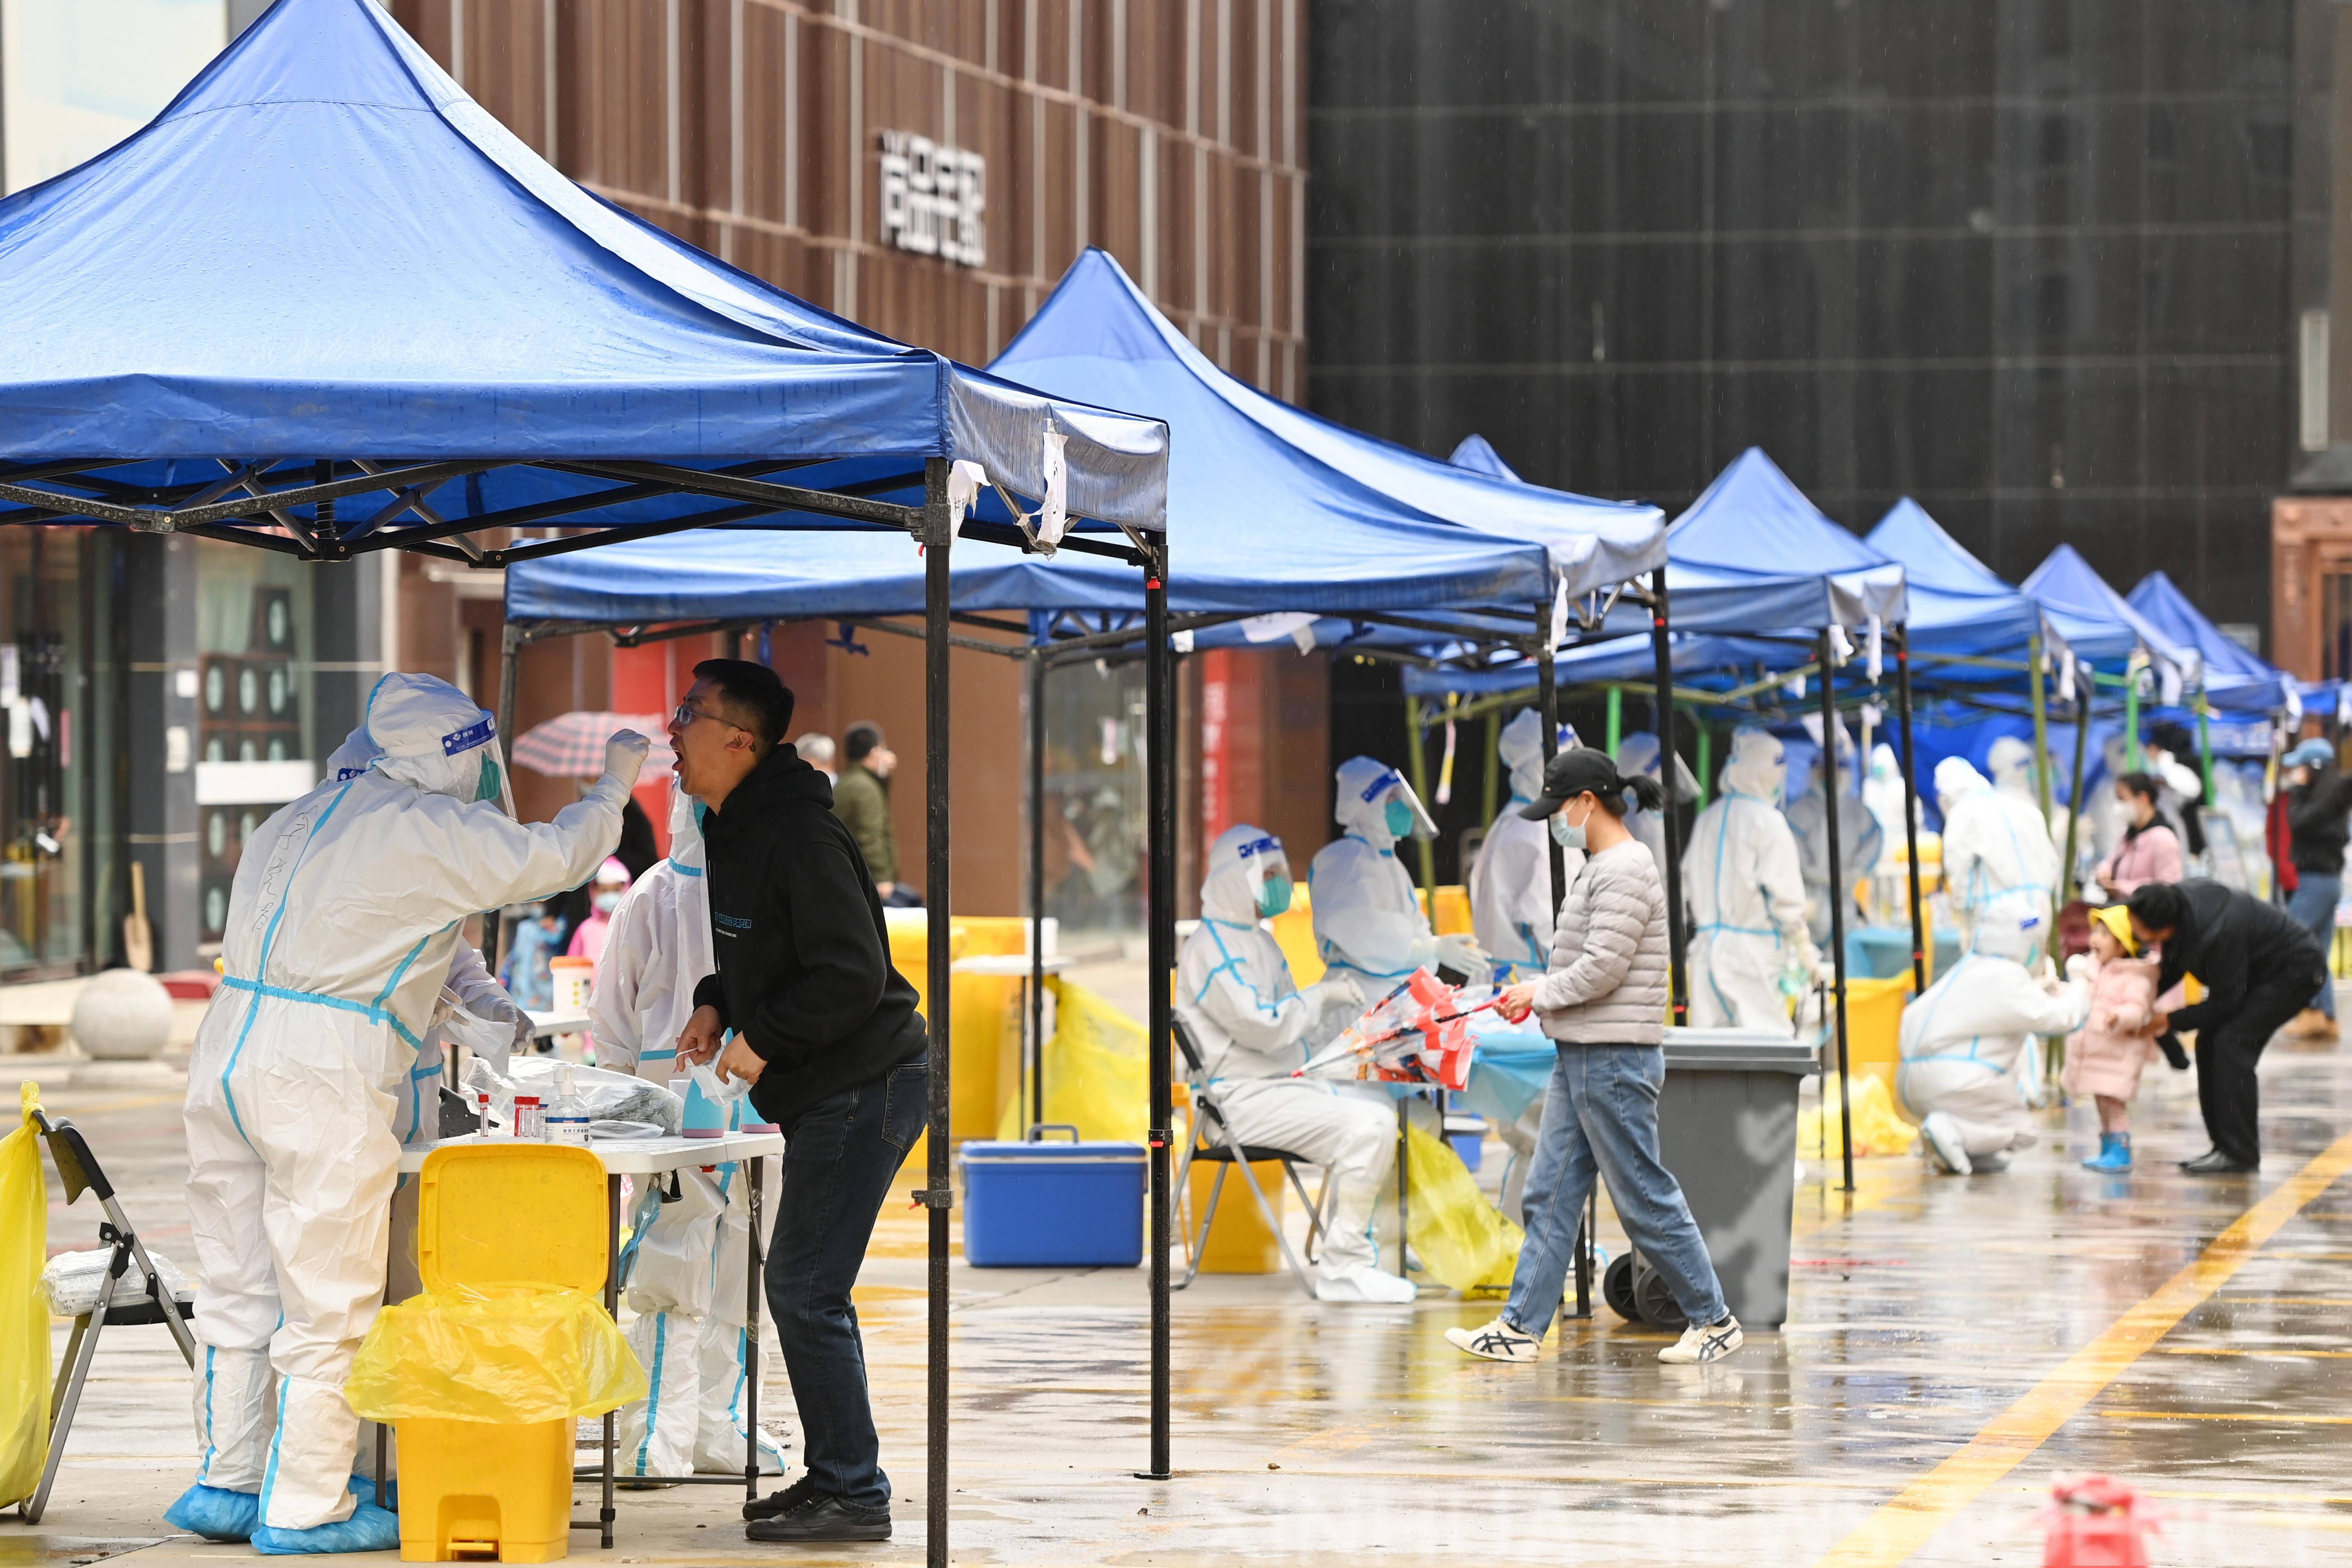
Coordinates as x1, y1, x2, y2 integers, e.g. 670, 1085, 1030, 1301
590, 789, 785, 1478
1683, 728, 1815, 1034
1311, 756, 1489, 990
1896, 893, 2088, 1175
1615, 731, 1696, 874
171, 675, 646, 1551
1470, 711, 1574, 979
1785, 727, 1884, 947
1987, 735, 2069, 859
1177, 824, 1417, 1303
1935, 755, 2061, 941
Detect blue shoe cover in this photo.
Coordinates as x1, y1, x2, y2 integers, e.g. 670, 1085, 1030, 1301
251, 1500, 402, 1555
165, 1482, 261, 1542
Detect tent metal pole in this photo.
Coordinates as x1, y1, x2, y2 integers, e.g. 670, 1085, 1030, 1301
1651, 569, 1689, 1024
2195, 691, 2217, 803
2026, 628, 2055, 831
1895, 626, 1926, 994
490, 620, 523, 976
1141, 543, 1176, 1481
1482, 710, 1500, 825
1819, 628, 1856, 1194
1533, 615, 1590, 1318
2063, 693, 2092, 904
1029, 651, 1047, 1133
920, 458, 954, 1568
1605, 687, 1622, 752
1403, 694, 1440, 903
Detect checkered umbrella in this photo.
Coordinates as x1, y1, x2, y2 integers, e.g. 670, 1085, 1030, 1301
509, 711, 675, 778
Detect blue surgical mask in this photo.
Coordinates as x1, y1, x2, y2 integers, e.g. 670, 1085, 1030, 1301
1257, 873, 1294, 919
1384, 797, 1415, 837
1549, 814, 1584, 851
474, 751, 502, 804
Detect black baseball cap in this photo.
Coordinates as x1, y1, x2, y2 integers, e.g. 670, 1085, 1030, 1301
1517, 746, 1628, 819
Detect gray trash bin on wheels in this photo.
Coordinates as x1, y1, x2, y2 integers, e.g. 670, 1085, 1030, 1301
1601, 1027, 1817, 1330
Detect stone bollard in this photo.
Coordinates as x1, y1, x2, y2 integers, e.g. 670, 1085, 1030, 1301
70, 967, 176, 1061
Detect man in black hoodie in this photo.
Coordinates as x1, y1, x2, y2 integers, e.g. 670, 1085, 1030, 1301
671, 660, 927, 1544
2128, 879, 2329, 1174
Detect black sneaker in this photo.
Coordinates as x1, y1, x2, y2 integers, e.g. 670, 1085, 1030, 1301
741, 1474, 819, 1522
745, 1493, 892, 1543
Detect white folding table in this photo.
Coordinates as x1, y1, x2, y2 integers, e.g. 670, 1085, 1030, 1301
392, 1129, 784, 1546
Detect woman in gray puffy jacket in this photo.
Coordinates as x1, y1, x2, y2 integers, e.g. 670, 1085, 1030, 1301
1446, 746, 1742, 1367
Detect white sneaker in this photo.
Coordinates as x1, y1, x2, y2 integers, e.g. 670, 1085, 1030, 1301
1658, 1315, 1743, 1364
1921, 1112, 1972, 1175
1315, 1265, 1418, 1304
1445, 1316, 1541, 1363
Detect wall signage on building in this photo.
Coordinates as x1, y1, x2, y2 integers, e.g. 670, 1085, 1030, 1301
878, 131, 986, 267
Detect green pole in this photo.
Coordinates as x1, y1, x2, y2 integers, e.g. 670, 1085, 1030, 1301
2124, 663, 2143, 770
1482, 709, 1501, 823
2026, 628, 2054, 830
1606, 686, 1622, 753
2194, 691, 2217, 802
1696, 717, 1713, 808
1402, 694, 1438, 899
2063, 694, 2092, 905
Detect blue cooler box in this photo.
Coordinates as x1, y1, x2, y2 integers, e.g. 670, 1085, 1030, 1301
959, 1127, 1146, 1267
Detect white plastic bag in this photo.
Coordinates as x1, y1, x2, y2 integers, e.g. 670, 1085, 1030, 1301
475, 1058, 684, 1135
620, 1168, 724, 1316
40, 1247, 189, 1318
689, 1059, 753, 1106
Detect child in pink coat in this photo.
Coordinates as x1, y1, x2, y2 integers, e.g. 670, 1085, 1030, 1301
2062, 906, 2166, 1172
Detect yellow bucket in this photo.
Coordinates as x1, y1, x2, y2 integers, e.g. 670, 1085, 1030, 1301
1837, 974, 1914, 1096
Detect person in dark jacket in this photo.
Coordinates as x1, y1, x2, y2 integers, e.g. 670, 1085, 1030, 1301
2281, 738, 2352, 1041
2129, 879, 2330, 1173
671, 660, 928, 1545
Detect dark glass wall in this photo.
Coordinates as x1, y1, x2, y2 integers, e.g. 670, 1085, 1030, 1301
1310, 0, 2298, 634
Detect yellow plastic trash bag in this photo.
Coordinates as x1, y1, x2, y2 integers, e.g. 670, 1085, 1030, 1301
346, 1284, 645, 1425
1402, 1124, 1522, 1297
1799, 1072, 1918, 1160
0, 1082, 49, 1510
994, 977, 1148, 1145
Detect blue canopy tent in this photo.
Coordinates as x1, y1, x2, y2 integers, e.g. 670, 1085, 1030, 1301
1403, 448, 1912, 1185
0, 0, 1173, 1545
1448, 435, 1524, 481
513, 251, 1670, 1342
2127, 571, 2292, 716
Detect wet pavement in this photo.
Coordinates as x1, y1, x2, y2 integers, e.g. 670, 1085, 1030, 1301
8, 1037, 2352, 1565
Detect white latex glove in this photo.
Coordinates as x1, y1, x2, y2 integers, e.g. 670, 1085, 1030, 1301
2064, 952, 2094, 984
604, 730, 652, 790
1434, 933, 1491, 986
1308, 973, 1365, 1027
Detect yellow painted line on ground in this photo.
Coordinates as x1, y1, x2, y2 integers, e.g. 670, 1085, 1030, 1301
1806, 1128, 2352, 1568
2101, 1409, 2352, 1425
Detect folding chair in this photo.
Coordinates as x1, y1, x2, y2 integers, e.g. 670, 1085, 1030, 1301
1169, 1016, 1334, 1296
18, 1109, 198, 1525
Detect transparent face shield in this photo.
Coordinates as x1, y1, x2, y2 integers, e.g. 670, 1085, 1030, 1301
473, 735, 518, 819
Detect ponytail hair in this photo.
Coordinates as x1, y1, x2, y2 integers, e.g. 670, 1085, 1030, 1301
1620, 773, 1667, 815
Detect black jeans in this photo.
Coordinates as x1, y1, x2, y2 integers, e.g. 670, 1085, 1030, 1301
764, 1057, 927, 1510
2197, 969, 2322, 1166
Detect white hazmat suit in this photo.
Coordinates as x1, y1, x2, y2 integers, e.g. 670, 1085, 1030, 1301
1177, 824, 1412, 1303
1470, 710, 1574, 978
1896, 894, 2087, 1175
1785, 735, 1884, 947
1935, 756, 2060, 940
1683, 728, 1813, 1034
1310, 756, 1487, 989
1987, 735, 2069, 861
591, 791, 784, 1477
176, 675, 643, 1543
1615, 731, 1695, 875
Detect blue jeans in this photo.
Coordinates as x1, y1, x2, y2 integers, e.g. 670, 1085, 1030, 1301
1504, 1045, 1726, 1336
2288, 873, 2341, 1018
764, 1058, 928, 1510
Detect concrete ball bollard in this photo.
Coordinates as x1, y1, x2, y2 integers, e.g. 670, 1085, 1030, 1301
70, 968, 176, 1061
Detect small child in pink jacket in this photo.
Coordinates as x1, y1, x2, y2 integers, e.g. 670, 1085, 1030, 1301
2062, 906, 2166, 1172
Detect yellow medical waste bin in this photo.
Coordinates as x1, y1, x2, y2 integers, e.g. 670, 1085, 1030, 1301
1838, 974, 1914, 1096
398, 1143, 609, 1564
